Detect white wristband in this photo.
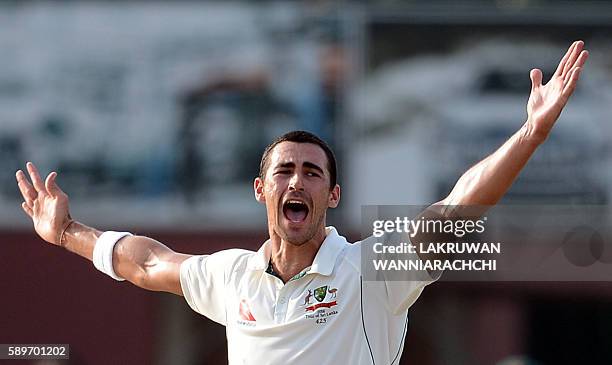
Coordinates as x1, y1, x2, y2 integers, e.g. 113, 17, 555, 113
93, 231, 133, 281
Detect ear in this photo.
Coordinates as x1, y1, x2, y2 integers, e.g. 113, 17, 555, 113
254, 177, 266, 204
327, 184, 341, 208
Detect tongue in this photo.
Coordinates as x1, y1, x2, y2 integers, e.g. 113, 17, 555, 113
286, 208, 307, 222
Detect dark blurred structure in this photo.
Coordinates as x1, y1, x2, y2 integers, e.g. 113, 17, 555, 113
176, 19, 349, 201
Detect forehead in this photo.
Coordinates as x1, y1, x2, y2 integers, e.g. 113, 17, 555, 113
268, 142, 328, 169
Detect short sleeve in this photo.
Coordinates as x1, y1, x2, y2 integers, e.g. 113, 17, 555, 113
361, 232, 438, 314
180, 250, 244, 325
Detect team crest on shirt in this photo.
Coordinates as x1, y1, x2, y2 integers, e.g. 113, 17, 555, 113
303, 286, 339, 324
302, 286, 338, 306
314, 286, 328, 302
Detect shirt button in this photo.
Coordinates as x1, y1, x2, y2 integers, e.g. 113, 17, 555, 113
279, 297, 286, 304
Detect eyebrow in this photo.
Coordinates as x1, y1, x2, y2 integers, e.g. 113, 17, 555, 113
276, 161, 325, 175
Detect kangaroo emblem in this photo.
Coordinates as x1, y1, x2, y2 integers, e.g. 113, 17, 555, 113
303, 289, 313, 305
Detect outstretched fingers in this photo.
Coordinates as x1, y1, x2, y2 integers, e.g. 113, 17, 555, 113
45, 171, 65, 198
562, 67, 583, 99
16, 170, 37, 206
561, 41, 584, 78
564, 50, 589, 83
530, 68, 543, 90
555, 41, 583, 78
26, 162, 48, 197
554, 41, 576, 77
21, 202, 33, 218
561, 49, 588, 97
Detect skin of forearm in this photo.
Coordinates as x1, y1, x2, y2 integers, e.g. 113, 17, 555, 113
60, 221, 176, 291
444, 121, 541, 207
60, 221, 102, 261
416, 122, 542, 263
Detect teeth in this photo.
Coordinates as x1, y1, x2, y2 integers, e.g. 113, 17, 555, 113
287, 200, 305, 205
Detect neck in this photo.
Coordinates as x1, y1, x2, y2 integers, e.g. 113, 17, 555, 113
269, 227, 327, 283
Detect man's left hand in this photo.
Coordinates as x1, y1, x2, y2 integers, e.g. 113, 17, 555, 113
525, 40, 589, 144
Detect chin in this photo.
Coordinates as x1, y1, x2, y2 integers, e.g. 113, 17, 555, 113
283, 231, 311, 246
279, 225, 313, 246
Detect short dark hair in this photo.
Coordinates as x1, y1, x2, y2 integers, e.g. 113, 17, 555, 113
259, 130, 337, 189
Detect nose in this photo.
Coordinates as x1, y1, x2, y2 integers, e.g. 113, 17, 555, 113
288, 172, 304, 191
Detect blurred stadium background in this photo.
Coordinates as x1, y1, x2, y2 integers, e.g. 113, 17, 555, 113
1, 1, 612, 364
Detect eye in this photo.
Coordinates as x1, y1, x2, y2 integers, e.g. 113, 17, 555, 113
274, 170, 290, 175
306, 171, 320, 177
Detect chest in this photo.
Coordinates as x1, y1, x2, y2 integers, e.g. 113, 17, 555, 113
227, 271, 359, 329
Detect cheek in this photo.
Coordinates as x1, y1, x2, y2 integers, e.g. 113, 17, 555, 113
264, 185, 282, 208
314, 192, 332, 210
266, 178, 285, 193
263, 180, 277, 196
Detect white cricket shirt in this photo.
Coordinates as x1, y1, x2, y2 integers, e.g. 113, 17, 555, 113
180, 227, 433, 365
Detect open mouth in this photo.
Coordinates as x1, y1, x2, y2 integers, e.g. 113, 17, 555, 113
283, 200, 309, 223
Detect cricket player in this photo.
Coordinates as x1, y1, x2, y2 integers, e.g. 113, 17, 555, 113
15, 41, 588, 364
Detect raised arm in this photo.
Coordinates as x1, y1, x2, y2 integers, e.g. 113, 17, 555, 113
440, 41, 588, 207
15, 162, 190, 296
413, 42, 588, 264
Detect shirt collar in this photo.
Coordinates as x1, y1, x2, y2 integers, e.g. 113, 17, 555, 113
247, 226, 347, 276
308, 226, 347, 276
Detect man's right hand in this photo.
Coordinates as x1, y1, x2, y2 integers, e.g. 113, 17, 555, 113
15, 162, 188, 295
16, 162, 72, 246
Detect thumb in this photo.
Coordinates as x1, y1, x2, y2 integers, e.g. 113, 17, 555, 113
45, 172, 66, 198
530, 68, 542, 90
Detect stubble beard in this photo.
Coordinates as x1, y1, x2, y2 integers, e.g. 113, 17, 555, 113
276, 210, 325, 246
